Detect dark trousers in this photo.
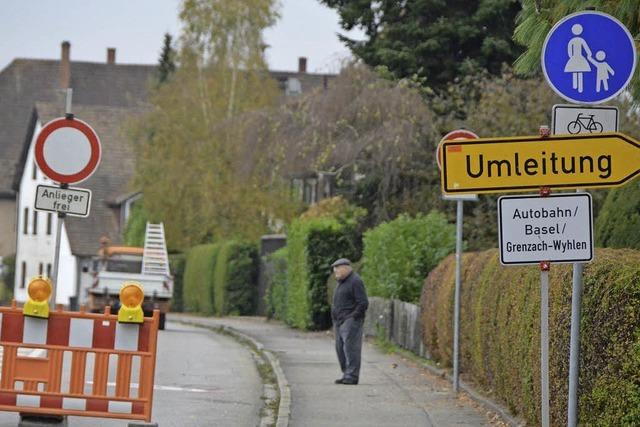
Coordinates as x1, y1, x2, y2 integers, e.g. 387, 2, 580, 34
335, 317, 364, 381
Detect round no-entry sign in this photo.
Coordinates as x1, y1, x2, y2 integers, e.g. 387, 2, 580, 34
436, 129, 478, 171
35, 117, 101, 184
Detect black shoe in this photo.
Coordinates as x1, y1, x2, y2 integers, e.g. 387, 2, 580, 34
335, 378, 344, 384
341, 378, 358, 385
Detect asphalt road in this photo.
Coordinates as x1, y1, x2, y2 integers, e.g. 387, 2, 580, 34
0, 322, 263, 427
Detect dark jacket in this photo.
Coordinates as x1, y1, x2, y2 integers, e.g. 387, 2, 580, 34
331, 271, 369, 325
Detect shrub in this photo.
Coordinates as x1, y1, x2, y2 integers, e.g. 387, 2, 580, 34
169, 253, 186, 312
265, 247, 288, 320
361, 212, 456, 303
286, 217, 360, 330
420, 248, 640, 426
595, 177, 640, 249
182, 244, 219, 314
213, 241, 259, 316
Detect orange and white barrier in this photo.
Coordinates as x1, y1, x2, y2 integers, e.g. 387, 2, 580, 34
0, 301, 159, 422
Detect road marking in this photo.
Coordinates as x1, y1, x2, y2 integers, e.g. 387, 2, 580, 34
86, 381, 211, 393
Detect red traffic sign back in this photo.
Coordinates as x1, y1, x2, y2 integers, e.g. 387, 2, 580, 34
35, 117, 101, 184
436, 129, 479, 170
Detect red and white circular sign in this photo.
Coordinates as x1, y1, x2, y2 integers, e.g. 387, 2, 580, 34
35, 117, 101, 184
436, 129, 479, 171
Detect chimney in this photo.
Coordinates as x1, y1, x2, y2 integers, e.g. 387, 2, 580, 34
60, 41, 70, 88
107, 48, 116, 64
298, 57, 307, 73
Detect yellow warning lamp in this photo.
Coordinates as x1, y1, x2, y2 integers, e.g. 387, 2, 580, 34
23, 276, 52, 319
118, 282, 144, 324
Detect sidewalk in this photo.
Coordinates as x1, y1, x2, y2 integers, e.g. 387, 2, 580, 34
171, 314, 497, 427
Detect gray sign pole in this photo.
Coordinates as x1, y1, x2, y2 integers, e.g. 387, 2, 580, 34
538, 126, 551, 427
567, 188, 586, 427
50, 88, 72, 305
452, 199, 463, 392
540, 262, 551, 427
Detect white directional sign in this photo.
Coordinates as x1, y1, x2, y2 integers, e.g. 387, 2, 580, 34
552, 104, 618, 135
498, 193, 593, 265
34, 185, 92, 217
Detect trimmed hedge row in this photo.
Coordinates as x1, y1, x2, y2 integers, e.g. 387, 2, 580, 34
265, 247, 288, 321
421, 248, 640, 426
183, 244, 220, 314
183, 241, 259, 315
285, 217, 360, 330
361, 212, 456, 303
169, 254, 186, 312
214, 241, 259, 315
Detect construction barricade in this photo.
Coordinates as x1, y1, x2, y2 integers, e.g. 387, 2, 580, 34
0, 295, 160, 423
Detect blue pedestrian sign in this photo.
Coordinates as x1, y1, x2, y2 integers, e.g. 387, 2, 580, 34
542, 11, 636, 104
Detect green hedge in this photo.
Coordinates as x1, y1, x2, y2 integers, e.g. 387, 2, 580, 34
183, 244, 219, 314
286, 217, 360, 330
265, 247, 288, 320
596, 178, 640, 249
421, 248, 640, 426
213, 241, 259, 315
169, 254, 186, 312
361, 212, 456, 303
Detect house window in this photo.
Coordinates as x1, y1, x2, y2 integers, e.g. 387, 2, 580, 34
32, 210, 38, 235
286, 78, 302, 96
47, 213, 52, 235
20, 262, 26, 288
46, 263, 52, 278
23, 208, 28, 235
38, 263, 43, 275
32, 162, 37, 180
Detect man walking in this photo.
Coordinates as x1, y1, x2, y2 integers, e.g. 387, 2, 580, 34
331, 258, 369, 385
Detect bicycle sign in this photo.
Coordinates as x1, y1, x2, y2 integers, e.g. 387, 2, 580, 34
552, 104, 618, 135
568, 113, 603, 134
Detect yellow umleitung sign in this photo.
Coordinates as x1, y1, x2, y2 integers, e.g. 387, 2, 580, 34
441, 132, 640, 194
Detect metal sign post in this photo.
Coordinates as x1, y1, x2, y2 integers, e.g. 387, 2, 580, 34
452, 199, 463, 393
551, 99, 618, 427
542, 9, 636, 426
34, 89, 101, 307
438, 129, 479, 393
50, 89, 73, 304
540, 259, 551, 427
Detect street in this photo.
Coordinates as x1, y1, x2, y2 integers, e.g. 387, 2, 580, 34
0, 322, 262, 427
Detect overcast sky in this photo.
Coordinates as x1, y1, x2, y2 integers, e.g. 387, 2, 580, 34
0, 0, 362, 73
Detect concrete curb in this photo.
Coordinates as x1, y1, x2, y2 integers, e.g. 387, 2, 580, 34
174, 318, 290, 427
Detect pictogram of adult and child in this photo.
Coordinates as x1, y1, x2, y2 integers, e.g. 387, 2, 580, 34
565, 23, 614, 93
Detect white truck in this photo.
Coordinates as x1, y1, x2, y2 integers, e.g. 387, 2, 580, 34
88, 223, 172, 329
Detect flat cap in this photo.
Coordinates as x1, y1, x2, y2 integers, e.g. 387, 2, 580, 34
331, 258, 351, 268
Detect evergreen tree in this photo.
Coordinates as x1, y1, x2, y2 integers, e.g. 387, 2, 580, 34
320, 0, 522, 91
157, 33, 176, 84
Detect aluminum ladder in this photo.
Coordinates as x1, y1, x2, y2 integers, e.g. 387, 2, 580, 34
141, 222, 170, 276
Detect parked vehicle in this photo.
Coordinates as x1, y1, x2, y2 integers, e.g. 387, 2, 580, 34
88, 223, 172, 329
